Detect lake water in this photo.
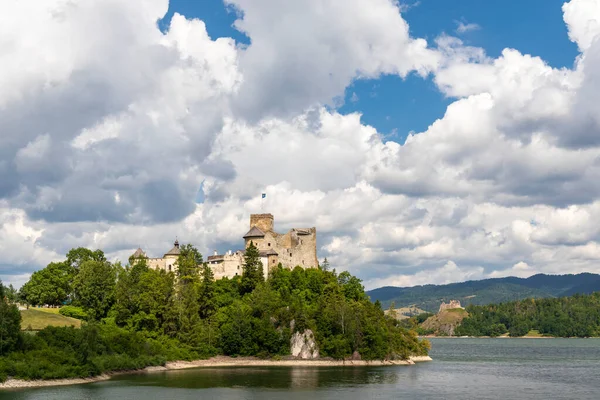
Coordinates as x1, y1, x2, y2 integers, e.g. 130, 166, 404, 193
3, 338, 599, 399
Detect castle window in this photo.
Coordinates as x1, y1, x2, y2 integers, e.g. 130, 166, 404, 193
302, 260, 304, 265
168, 265, 172, 272
290, 253, 292, 257
268, 243, 271, 246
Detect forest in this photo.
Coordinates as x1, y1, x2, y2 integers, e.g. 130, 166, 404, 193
454, 293, 600, 337
0, 244, 429, 382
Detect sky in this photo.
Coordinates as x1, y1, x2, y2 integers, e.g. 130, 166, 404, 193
1, 0, 600, 290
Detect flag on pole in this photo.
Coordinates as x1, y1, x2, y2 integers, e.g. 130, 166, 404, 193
262, 193, 266, 199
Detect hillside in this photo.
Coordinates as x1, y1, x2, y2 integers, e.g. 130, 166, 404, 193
367, 273, 600, 312
421, 308, 468, 336
454, 292, 600, 337
20, 309, 82, 331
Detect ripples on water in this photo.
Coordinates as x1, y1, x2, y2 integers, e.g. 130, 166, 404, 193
2, 338, 599, 400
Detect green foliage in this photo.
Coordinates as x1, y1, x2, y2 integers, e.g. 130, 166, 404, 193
66, 248, 106, 269
320, 257, 330, 271
59, 306, 88, 321
177, 244, 203, 283
240, 242, 264, 295
72, 260, 116, 320
20, 262, 75, 306
0, 246, 430, 382
455, 293, 600, 337
0, 296, 21, 355
198, 264, 216, 319
0, 323, 196, 382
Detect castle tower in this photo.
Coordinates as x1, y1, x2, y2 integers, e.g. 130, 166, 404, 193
250, 213, 274, 232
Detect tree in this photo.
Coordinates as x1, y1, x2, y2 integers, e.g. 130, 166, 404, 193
173, 244, 203, 343
0, 284, 21, 355
321, 257, 330, 271
4, 285, 18, 303
338, 271, 365, 301
72, 260, 116, 320
177, 244, 202, 284
240, 241, 264, 295
20, 262, 75, 306
66, 247, 105, 269
198, 264, 216, 319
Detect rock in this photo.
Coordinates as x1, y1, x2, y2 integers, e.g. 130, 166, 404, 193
290, 329, 319, 359
351, 351, 361, 361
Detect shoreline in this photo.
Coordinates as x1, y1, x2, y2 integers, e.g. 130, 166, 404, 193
0, 355, 432, 390
422, 335, 599, 339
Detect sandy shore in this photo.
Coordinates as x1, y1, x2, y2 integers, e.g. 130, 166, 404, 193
161, 355, 432, 370
0, 355, 432, 390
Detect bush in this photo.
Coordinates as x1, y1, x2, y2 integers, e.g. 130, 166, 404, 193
59, 306, 88, 320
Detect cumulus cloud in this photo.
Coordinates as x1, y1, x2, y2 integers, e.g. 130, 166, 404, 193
3, 0, 600, 292
226, 0, 439, 119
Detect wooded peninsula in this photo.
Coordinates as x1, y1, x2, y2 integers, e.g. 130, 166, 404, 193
0, 245, 429, 382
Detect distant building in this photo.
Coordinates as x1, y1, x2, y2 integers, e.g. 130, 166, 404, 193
131, 240, 181, 273
130, 213, 318, 280
438, 300, 463, 313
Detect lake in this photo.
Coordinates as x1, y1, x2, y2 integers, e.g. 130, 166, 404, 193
2, 338, 599, 399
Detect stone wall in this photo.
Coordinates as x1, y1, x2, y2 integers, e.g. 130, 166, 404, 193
270, 228, 318, 269
439, 300, 463, 313
209, 252, 244, 279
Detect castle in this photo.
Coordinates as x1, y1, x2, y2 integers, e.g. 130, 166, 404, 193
438, 300, 463, 313
130, 214, 318, 279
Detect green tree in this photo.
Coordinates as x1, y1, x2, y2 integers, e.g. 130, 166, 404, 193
72, 260, 116, 320
0, 284, 21, 355
20, 261, 75, 306
4, 285, 18, 303
66, 247, 106, 269
177, 244, 202, 284
198, 264, 216, 319
240, 241, 264, 295
172, 244, 203, 344
321, 257, 330, 271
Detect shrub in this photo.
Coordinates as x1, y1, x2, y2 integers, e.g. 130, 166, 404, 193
59, 306, 88, 320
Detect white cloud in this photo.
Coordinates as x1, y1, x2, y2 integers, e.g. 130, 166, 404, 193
3, 0, 600, 294
563, 0, 600, 51
226, 0, 440, 119
455, 21, 481, 34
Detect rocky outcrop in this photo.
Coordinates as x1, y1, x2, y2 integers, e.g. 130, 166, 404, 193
421, 308, 468, 336
290, 330, 319, 359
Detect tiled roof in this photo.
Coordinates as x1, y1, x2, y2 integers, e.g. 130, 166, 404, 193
243, 226, 265, 239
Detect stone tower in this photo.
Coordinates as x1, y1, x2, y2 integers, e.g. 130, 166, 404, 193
250, 213, 274, 232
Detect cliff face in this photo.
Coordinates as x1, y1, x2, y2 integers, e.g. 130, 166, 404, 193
421, 308, 468, 336
290, 330, 319, 359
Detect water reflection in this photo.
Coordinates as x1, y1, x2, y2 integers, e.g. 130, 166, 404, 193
111, 365, 406, 390
2, 339, 599, 400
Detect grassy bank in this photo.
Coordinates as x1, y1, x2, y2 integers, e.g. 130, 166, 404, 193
20, 309, 81, 331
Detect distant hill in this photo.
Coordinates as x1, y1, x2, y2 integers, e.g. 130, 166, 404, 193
367, 273, 600, 312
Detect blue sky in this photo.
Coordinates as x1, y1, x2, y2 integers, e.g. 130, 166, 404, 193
159, 0, 579, 142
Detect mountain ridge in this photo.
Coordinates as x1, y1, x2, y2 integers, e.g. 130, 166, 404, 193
367, 273, 600, 312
